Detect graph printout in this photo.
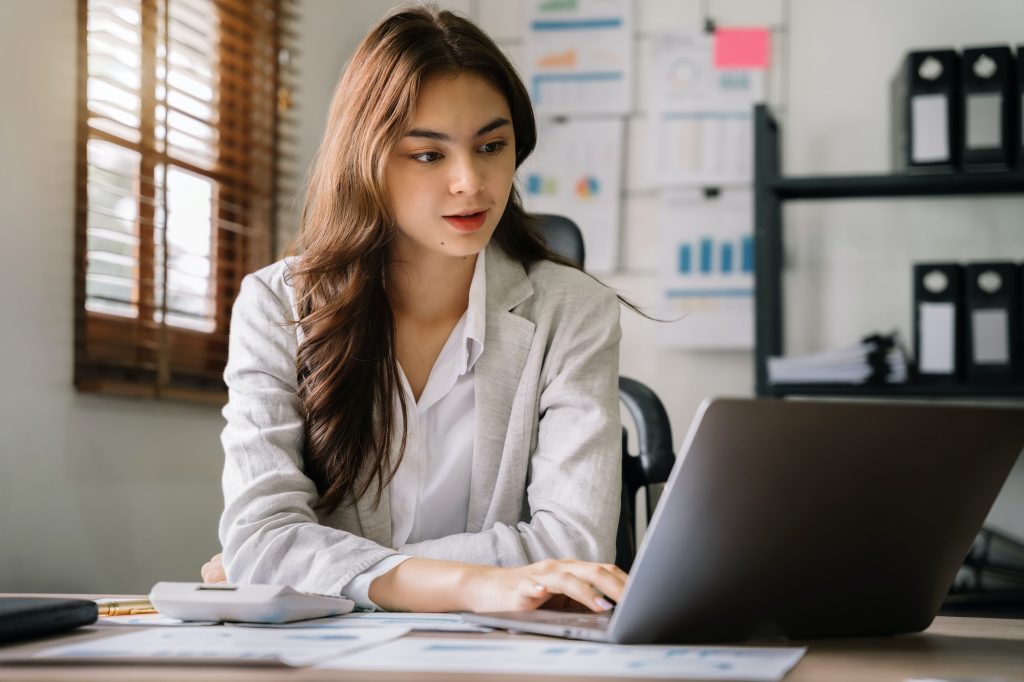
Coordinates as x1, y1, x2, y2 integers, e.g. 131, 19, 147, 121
657, 188, 755, 349
319, 636, 807, 681
519, 116, 624, 273
524, 0, 632, 114
648, 31, 764, 187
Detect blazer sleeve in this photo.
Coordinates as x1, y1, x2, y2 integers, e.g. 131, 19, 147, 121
399, 285, 622, 565
218, 273, 398, 594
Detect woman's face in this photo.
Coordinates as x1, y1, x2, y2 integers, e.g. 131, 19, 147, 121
385, 71, 516, 263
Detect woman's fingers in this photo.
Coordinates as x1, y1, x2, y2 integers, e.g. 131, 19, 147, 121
603, 562, 630, 585
529, 570, 614, 613
201, 553, 226, 583
576, 563, 626, 603
517, 577, 548, 600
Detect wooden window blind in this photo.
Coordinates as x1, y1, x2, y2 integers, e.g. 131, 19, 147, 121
74, 0, 298, 402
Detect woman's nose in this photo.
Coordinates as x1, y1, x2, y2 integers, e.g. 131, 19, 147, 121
449, 155, 485, 195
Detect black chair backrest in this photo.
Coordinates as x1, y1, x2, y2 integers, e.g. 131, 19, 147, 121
532, 213, 675, 572
534, 213, 585, 267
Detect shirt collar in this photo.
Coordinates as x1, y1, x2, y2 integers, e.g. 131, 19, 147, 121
462, 247, 487, 375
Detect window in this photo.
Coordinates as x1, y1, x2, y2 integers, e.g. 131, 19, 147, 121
75, 0, 297, 402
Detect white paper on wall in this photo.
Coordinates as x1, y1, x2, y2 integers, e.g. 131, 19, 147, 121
524, 0, 632, 115
520, 116, 624, 274
656, 188, 754, 349
647, 31, 763, 187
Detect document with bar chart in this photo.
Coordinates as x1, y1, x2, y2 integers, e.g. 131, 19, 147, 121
524, 0, 632, 114
657, 189, 754, 349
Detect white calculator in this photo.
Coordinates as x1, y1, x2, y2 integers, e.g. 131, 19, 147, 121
149, 582, 355, 624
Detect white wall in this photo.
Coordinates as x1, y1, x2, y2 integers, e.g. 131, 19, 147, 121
1, 0, 1021, 594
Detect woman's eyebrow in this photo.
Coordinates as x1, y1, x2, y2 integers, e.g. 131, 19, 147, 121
404, 117, 511, 142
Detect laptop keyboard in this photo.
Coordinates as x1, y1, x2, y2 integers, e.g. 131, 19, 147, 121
541, 611, 611, 629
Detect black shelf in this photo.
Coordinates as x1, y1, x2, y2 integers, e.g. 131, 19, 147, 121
765, 383, 1024, 399
772, 171, 1024, 200
753, 104, 1024, 400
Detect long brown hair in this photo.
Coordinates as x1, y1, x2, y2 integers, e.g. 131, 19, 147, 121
290, 5, 576, 515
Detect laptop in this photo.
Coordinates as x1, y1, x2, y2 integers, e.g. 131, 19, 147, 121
465, 398, 1024, 643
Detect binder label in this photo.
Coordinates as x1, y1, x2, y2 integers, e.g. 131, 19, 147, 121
911, 94, 949, 163
919, 302, 955, 374
971, 309, 1010, 365
966, 93, 1002, 149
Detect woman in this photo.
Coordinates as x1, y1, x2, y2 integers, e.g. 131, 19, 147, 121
203, 5, 628, 614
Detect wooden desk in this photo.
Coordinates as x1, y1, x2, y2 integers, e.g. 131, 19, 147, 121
1, 596, 1022, 681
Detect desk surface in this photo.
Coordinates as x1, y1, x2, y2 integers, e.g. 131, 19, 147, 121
1, 595, 1023, 681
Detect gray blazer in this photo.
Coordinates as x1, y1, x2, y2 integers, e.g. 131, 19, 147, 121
219, 244, 622, 595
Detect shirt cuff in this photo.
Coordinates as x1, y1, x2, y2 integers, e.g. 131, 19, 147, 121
341, 554, 413, 611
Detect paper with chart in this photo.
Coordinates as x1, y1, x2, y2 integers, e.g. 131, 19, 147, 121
318, 636, 806, 681
230, 611, 491, 633
94, 613, 218, 627
524, 0, 632, 114
657, 188, 754, 349
648, 31, 764, 187
520, 116, 624, 273
33, 625, 409, 667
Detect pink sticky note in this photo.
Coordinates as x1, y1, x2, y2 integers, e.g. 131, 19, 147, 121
714, 28, 771, 69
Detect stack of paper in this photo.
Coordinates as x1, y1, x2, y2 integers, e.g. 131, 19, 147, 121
25, 622, 807, 680
768, 333, 908, 385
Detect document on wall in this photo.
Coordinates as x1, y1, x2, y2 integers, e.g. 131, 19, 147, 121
230, 611, 492, 633
29, 625, 409, 667
318, 636, 807, 681
524, 0, 632, 114
656, 188, 754, 349
520, 116, 624, 273
647, 31, 764, 187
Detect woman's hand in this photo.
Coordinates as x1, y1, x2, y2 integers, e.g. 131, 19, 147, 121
465, 559, 628, 614
200, 553, 227, 583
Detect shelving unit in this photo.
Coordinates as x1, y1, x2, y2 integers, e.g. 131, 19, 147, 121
753, 104, 1024, 399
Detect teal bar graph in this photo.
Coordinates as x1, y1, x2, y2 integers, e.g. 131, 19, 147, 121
677, 235, 754, 276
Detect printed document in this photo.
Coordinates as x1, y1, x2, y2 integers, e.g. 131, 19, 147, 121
33, 625, 409, 667
318, 636, 806, 681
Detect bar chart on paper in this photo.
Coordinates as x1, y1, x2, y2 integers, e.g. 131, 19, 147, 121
524, 0, 632, 114
658, 190, 755, 349
675, 234, 754, 282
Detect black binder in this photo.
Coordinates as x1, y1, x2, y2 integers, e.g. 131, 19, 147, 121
960, 46, 1017, 171
964, 262, 1021, 384
0, 597, 98, 644
913, 263, 964, 383
1018, 46, 1023, 168
892, 49, 960, 173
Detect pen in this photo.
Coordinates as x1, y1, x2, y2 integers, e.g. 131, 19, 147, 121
94, 598, 158, 616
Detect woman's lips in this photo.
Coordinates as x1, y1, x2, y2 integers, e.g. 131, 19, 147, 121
443, 209, 487, 232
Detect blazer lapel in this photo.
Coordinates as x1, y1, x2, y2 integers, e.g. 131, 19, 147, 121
467, 246, 535, 532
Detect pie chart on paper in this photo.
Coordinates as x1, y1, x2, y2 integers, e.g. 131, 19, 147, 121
575, 175, 600, 198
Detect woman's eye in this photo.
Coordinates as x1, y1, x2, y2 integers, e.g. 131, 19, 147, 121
480, 141, 506, 154
411, 151, 442, 163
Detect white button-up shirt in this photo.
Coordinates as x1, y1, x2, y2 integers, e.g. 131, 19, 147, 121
341, 250, 486, 609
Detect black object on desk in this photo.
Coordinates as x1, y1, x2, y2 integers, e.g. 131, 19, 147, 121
0, 597, 98, 644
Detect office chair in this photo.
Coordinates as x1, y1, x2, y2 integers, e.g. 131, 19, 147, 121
532, 213, 676, 572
